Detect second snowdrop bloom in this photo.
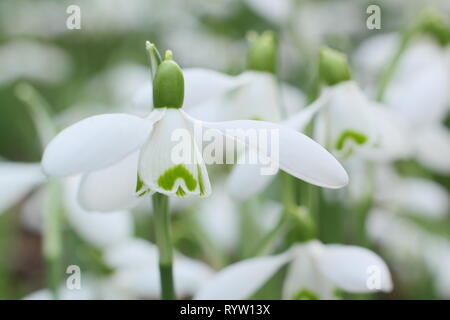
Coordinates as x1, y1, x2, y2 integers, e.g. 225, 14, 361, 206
42, 48, 348, 210
195, 240, 392, 300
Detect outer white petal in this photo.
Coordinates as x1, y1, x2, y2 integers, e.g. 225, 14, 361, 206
318, 244, 393, 293
280, 83, 307, 116
415, 124, 450, 174
139, 109, 211, 197
283, 242, 335, 299
0, 162, 45, 213
386, 39, 450, 127
229, 71, 282, 122
104, 238, 157, 269
194, 254, 290, 300
378, 176, 449, 219
63, 177, 134, 249
244, 0, 291, 24
78, 152, 140, 212
42, 113, 153, 176
173, 256, 215, 298
282, 93, 327, 131
183, 68, 242, 109
194, 115, 349, 189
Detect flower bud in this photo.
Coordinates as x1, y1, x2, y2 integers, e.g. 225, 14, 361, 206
246, 31, 277, 74
319, 47, 351, 86
153, 50, 184, 109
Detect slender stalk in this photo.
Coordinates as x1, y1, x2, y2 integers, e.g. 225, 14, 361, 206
152, 193, 175, 300
42, 179, 62, 299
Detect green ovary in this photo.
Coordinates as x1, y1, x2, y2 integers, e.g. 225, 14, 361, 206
157, 164, 197, 196
335, 129, 368, 151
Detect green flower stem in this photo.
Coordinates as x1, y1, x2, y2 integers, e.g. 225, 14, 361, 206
376, 26, 419, 102
152, 193, 175, 300
15, 83, 56, 149
42, 179, 62, 300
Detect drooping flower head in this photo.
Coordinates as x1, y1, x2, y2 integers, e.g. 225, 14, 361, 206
41, 43, 348, 211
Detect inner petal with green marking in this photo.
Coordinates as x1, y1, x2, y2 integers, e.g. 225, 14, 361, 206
335, 129, 368, 151
157, 164, 198, 196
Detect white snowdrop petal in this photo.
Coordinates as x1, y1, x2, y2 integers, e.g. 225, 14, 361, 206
78, 152, 140, 212
283, 242, 335, 299
0, 162, 45, 213
183, 68, 241, 109
139, 109, 211, 197
415, 124, 450, 174
194, 254, 290, 300
230, 71, 282, 122
245, 0, 291, 24
384, 177, 449, 219
42, 113, 153, 176
197, 117, 348, 189
318, 244, 393, 293
386, 40, 450, 127
104, 238, 158, 269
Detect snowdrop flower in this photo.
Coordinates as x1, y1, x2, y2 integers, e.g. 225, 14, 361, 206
103, 238, 214, 299
356, 34, 450, 174
226, 48, 409, 200
187, 31, 306, 123
195, 240, 392, 300
41, 46, 348, 210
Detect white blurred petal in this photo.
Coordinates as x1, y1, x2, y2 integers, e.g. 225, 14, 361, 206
319, 244, 393, 293
283, 242, 335, 299
0, 162, 45, 213
245, 0, 291, 24
184, 68, 242, 108
385, 39, 450, 127
194, 254, 290, 300
63, 177, 134, 249
415, 124, 450, 174
42, 114, 153, 176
